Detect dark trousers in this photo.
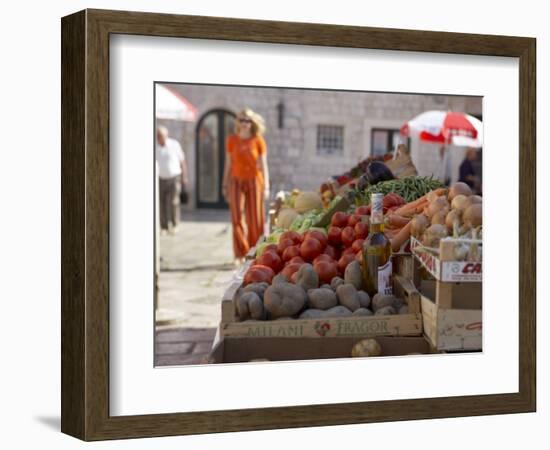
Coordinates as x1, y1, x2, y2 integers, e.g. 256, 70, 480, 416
159, 176, 181, 230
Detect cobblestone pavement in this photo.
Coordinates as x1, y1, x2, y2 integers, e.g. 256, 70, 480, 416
155, 327, 218, 366
155, 208, 236, 366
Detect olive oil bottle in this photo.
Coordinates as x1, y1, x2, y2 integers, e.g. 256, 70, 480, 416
362, 193, 393, 296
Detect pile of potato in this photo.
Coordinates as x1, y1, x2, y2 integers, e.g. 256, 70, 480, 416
234, 261, 409, 322
411, 182, 482, 250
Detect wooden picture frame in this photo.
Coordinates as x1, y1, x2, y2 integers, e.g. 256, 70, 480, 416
61, 9, 536, 441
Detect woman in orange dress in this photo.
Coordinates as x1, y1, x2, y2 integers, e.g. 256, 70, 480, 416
222, 108, 270, 264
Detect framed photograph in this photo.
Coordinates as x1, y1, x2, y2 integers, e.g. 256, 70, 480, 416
61, 9, 536, 440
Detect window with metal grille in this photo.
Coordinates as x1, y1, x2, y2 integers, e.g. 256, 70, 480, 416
317, 125, 344, 155
371, 128, 408, 157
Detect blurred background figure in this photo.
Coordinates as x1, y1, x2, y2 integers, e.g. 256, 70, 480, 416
459, 147, 481, 194
437, 146, 452, 186
222, 108, 270, 265
156, 125, 189, 235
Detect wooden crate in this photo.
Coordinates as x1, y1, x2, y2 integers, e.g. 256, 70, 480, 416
419, 280, 482, 351
208, 336, 432, 364
392, 254, 414, 280
219, 274, 422, 339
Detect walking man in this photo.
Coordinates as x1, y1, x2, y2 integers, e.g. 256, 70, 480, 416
156, 126, 189, 234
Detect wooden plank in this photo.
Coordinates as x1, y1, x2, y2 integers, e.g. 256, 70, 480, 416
210, 336, 432, 363
421, 293, 482, 351
436, 281, 454, 309
61, 10, 86, 440
394, 274, 420, 313
437, 309, 482, 351
221, 313, 422, 338
420, 296, 438, 348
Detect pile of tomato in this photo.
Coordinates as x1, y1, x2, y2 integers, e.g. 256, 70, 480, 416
244, 206, 374, 286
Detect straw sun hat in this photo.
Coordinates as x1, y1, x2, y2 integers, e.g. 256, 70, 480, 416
236, 108, 266, 135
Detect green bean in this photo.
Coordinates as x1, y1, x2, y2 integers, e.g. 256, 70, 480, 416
358, 175, 445, 205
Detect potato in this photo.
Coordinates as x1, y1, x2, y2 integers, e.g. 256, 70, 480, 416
307, 288, 338, 310
248, 294, 266, 320
295, 263, 319, 291
392, 296, 405, 311
398, 305, 409, 315
336, 283, 361, 311
372, 293, 398, 312
344, 261, 363, 289
299, 309, 325, 319
271, 273, 289, 285
264, 282, 307, 319
357, 290, 371, 309
236, 293, 251, 319
374, 305, 397, 316
352, 307, 373, 316
236, 291, 265, 320
351, 339, 382, 357
330, 276, 345, 290
243, 282, 270, 298
323, 305, 353, 318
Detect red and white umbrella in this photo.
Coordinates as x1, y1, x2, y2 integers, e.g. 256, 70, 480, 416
400, 110, 483, 147
155, 84, 198, 122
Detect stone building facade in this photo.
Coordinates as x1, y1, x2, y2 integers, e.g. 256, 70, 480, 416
157, 83, 482, 210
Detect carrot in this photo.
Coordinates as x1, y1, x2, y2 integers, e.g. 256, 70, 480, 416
384, 230, 399, 241
394, 199, 427, 217
392, 188, 447, 216
390, 221, 412, 252
384, 214, 411, 229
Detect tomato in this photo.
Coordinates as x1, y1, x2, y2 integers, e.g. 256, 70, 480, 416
355, 250, 363, 264
305, 230, 327, 249
337, 254, 356, 273
331, 211, 349, 228
290, 271, 299, 283
348, 214, 362, 227
351, 238, 365, 254
341, 226, 356, 247
323, 244, 339, 260
281, 262, 303, 280
383, 192, 406, 208
300, 238, 323, 262
313, 254, 334, 266
282, 245, 301, 262
354, 221, 369, 240
342, 246, 355, 256
314, 260, 338, 284
356, 206, 370, 215
244, 265, 275, 285
257, 251, 283, 273
327, 226, 342, 245
263, 244, 279, 254
289, 256, 305, 265
280, 230, 302, 245
277, 238, 295, 254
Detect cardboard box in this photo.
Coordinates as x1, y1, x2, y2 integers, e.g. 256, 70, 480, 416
208, 336, 432, 364
420, 280, 482, 351
411, 236, 482, 283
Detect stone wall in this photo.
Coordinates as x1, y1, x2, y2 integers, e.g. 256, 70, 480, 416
158, 83, 482, 209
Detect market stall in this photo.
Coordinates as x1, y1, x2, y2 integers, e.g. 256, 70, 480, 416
208, 156, 483, 363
